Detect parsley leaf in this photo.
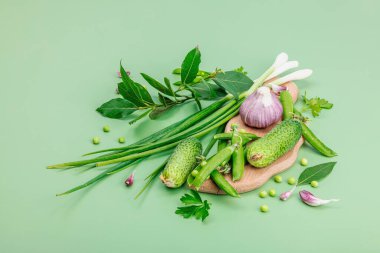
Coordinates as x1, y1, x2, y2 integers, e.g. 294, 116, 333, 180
175, 190, 211, 222
302, 92, 333, 117
233, 66, 248, 75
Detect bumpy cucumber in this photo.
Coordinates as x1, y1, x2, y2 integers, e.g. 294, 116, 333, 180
246, 119, 302, 168
160, 137, 202, 188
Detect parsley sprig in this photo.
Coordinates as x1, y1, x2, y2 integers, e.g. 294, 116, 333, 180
175, 190, 211, 222
302, 92, 333, 117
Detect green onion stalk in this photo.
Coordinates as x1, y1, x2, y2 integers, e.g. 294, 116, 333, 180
48, 64, 276, 196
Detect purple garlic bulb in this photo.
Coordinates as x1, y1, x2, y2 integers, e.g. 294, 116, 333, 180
240, 86, 283, 128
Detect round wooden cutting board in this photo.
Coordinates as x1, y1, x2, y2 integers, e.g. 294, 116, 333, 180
198, 82, 304, 195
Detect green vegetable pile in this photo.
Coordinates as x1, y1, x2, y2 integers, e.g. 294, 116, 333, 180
47, 47, 339, 222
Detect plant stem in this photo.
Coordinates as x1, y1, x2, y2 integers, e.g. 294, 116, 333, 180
134, 158, 168, 199
129, 109, 152, 125
56, 159, 141, 196
240, 66, 275, 98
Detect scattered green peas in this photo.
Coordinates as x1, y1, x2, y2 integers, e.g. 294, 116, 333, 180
103, 125, 110, 132
259, 190, 268, 198
260, 204, 269, 213
201, 161, 207, 166
310, 181, 319, 188
92, 137, 100, 145
287, 177, 296, 185
191, 170, 199, 177
300, 158, 308, 166
118, 137, 125, 144
268, 189, 276, 197
274, 175, 282, 183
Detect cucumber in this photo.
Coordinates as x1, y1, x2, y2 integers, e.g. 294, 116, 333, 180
246, 119, 302, 168
160, 137, 202, 188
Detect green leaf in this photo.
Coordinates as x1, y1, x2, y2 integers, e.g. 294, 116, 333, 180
164, 77, 176, 99
233, 66, 248, 75
181, 47, 201, 84
175, 206, 198, 218
96, 98, 138, 119
302, 92, 333, 117
191, 80, 227, 100
197, 200, 210, 221
119, 64, 154, 107
297, 162, 337, 186
172, 81, 182, 86
158, 93, 175, 107
176, 190, 211, 222
180, 190, 202, 205
141, 73, 172, 96
213, 71, 253, 99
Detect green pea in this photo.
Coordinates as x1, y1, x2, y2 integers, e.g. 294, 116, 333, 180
103, 125, 110, 132
274, 175, 282, 183
200, 161, 207, 166
118, 137, 125, 143
310, 181, 319, 188
260, 204, 269, 213
300, 158, 308, 166
92, 137, 100, 145
287, 177, 296, 185
268, 189, 276, 197
191, 170, 199, 177
259, 190, 268, 198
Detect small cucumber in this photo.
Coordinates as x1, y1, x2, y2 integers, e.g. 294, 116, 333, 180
246, 119, 302, 168
160, 137, 202, 188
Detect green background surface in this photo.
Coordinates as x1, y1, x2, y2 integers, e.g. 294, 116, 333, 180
1, 0, 379, 252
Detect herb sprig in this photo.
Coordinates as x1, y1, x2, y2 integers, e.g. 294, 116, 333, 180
175, 190, 211, 222
97, 46, 248, 124
302, 92, 333, 117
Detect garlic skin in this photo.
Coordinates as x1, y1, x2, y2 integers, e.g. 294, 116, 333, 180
299, 190, 339, 207
240, 86, 283, 128
270, 84, 288, 95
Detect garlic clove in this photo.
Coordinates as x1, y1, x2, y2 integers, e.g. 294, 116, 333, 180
279, 186, 296, 201
125, 171, 135, 186
299, 190, 339, 207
